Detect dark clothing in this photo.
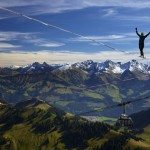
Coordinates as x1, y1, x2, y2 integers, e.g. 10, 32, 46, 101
140, 47, 144, 56
136, 31, 150, 56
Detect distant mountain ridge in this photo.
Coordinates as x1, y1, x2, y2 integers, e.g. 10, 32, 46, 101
0, 59, 149, 75
0, 59, 149, 117
72, 59, 150, 74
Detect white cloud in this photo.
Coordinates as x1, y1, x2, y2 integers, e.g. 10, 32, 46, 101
0, 31, 34, 41
27, 38, 65, 47
38, 43, 64, 47
0, 0, 150, 15
0, 50, 149, 67
103, 8, 118, 17
69, 33, 150, 47
0, 42, 21, 48
0, 16, 12, 20
115, 15, 150, 22
70, 34, 136, 43
0, 31, 65, 48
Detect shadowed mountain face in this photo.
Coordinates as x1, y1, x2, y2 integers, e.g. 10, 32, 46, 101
0, 99, 149, 150
131, 108, 150, 129
0, 60, 149, 118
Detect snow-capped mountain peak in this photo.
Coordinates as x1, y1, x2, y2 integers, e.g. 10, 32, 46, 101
71, 59, 149, 74
122, 59, 149, 73
96, 60, 123, 73
1, 60, 149, 75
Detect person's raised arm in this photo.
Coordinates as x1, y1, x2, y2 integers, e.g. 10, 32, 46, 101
145, 32, 150, 38
135, 28, 140, 37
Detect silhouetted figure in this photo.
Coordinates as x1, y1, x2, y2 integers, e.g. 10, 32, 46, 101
135, 28, 150, 58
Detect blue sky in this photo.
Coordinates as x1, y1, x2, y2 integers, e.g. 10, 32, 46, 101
0, 0, 150, 66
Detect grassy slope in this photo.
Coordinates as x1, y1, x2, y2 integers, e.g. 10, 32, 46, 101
87, 130, 120, 149
0, 101, 106, 150
0, 101, 149, 150
4, 124, 65, 150
137, 126, 150, 145
124, 139, 150, 150
0, 102, 65, 150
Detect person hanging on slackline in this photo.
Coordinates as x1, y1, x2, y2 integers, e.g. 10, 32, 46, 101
135, 28, 150, 58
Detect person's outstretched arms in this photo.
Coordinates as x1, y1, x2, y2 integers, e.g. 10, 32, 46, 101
135, 28, 140, 37
145, 32, 150, 38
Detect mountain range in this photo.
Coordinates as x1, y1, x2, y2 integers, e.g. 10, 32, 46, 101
0, 60, 149, 121
1, 59, 149, 75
